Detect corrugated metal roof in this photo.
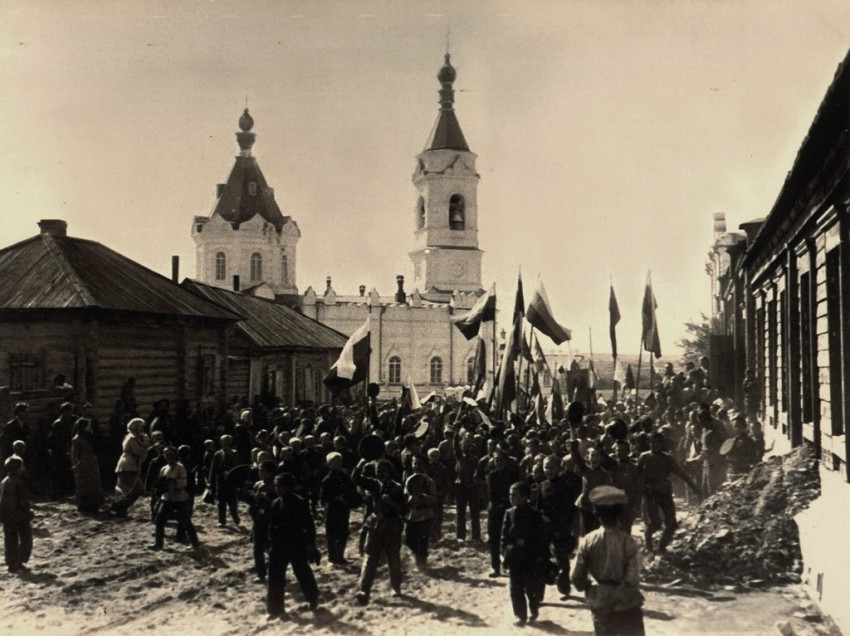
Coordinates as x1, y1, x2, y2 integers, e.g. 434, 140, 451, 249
182, 280, 347, 351
0, 233, 239, 321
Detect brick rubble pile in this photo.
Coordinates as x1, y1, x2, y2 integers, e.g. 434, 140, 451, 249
645, 443, 820, 588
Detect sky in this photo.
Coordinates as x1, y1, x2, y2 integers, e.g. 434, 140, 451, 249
2, 0, 849, 359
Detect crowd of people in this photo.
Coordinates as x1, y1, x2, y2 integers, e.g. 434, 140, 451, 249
0, 358, 768, 634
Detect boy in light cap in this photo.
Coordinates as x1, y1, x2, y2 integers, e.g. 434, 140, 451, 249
572, 486, 645, 636
320, 451, 357, 565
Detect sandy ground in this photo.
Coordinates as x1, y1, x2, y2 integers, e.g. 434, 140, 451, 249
0, 499, 841, 636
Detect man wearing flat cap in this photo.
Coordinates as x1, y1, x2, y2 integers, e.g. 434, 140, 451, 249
572, 486, 645, 635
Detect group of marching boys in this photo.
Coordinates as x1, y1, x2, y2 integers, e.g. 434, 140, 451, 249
1, 371, 765, 634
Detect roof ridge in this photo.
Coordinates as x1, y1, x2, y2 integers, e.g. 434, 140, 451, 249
41, 235, 98, 306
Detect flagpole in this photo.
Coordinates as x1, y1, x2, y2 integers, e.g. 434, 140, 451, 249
492, 307, 498, 408
649, 353, 655, 395
511, 330, 528, 410
636, 334, 643, 400
588, 326, 595, 413
612, 356, 619, 403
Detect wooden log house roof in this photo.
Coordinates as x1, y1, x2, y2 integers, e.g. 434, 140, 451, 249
742, 48, 850, 267
181, 279, 348, 352
0, 225, 240, 322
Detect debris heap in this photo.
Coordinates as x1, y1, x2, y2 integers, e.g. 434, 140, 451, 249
645, 443, 820, 587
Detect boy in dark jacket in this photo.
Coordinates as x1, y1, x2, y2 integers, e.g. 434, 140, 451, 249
0, 457, 33, 572
320, 451, 357, 565
250, 460, 276, 582
266, 472, 320, 619
501, 481, 546, 625
355, 458, 406, 605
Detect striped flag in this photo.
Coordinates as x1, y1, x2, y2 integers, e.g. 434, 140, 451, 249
526, 277, 571, 345
452, 283, 496, 340
323, 317, 370, 394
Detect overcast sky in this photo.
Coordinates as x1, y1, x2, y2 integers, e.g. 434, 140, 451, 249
2, 0, 848, 359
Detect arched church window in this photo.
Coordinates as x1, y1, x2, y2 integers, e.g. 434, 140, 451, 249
430, 357, 443, 384
250, 253, 263, 281
449, 194, 465, 230
417, 197, 425, 230
388, 356, 402, 384
281, 254, 288, 284
466, 357, 476, 384
215, 252, 226, 280
248, 181, 257, 196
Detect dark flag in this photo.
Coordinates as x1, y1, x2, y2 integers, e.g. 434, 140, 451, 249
625, 363, 635, 391
495, 315, 519, 415
531, 331, 549, 376
472, 334, 487, 393
641, 272, 661, 358
521, 331, 534, 364
546, 377, 565, 423
526, 277, 571, 345
513, 273, 525, 345
323, 318, 370, 394
609, 284, 621, 358
452, 283, 496, 340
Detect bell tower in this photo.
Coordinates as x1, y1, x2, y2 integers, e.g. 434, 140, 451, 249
409, 53, 483, 294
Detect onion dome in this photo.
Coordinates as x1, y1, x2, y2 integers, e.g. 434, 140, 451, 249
236, 108, 256, 153
425, 53, 469, 151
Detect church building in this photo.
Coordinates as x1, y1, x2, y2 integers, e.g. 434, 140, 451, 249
192, 108, 300, 303
193, 54, 493, 398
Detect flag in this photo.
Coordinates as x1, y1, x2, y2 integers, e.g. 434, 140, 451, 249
531, 332, 549, 376
476, 372, 492, 403
529, 371, 546, 427
323, 318, 370, 394
452, 283, 496, 340
588, 359, 597, 390
521, 331, 534, 364
495, 315, 519, 415
625, 363, 635, 390
405, 375, 422, 411
472, 334, 487, 392
526, 277, 571, 345
546, 376, 565, 423
513, 272, 525, 345
613, 357, 626, 387
641, 273, 661, 358
476, 406, 494, 430
609, 284, 621, 358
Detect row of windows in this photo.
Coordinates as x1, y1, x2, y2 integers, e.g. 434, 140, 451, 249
214, 252, 288, 283
416, 194, 466, 231
387, 355, 477, 385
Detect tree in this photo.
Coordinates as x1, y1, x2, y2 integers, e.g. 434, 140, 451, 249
677, 313, 722, 367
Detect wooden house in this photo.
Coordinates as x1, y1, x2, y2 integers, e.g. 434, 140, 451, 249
0, 220, 240, 421
708, 49, 850, 630
181, 280, 347, 406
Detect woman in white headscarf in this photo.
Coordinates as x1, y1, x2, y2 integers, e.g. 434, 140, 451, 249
110, 418, 149, 517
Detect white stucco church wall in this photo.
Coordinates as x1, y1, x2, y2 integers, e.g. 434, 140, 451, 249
192, 54, 494, 399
